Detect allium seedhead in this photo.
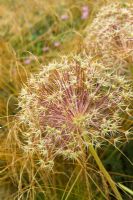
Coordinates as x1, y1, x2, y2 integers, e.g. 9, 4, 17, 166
18, 55, 132, 161
85, 3, 133, 69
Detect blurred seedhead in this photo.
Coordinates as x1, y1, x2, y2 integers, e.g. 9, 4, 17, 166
84, 2, 133, 71
17, 54, 132, 165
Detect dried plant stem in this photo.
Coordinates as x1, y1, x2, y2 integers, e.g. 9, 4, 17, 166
88, 144, 123, 200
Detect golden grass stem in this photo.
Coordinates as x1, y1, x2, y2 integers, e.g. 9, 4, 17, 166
88, 144, 123, 200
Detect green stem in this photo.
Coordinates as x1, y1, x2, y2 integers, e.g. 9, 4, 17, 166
88, 144, 123, 200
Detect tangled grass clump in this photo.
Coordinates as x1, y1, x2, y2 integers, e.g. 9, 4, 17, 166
85, 2, 133, 70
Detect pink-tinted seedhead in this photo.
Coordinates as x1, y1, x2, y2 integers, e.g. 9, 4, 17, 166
18, 55, 132, 162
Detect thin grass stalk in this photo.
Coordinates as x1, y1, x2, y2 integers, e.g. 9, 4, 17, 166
88, 143, 123, 200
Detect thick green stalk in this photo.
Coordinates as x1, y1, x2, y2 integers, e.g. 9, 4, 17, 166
88, 144, 122, 200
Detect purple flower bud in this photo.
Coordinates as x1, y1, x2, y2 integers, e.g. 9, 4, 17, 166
61, 14, 69, 20
42, 46, 50, 52
24, 58, 31, 65
82, 5, 89, 12
53, 41, 60, 47
81, 5, 89, 20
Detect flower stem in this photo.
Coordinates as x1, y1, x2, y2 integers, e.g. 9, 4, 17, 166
88, 144, 122, 200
